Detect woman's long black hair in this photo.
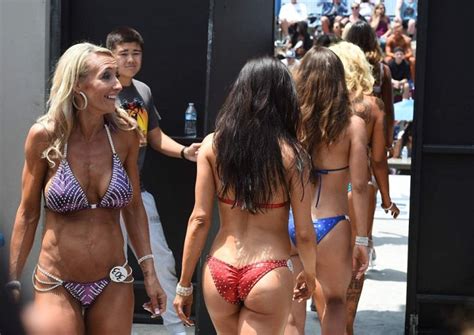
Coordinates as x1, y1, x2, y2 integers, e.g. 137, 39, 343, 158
345, 20, 384, 90
214, 57, 309, 214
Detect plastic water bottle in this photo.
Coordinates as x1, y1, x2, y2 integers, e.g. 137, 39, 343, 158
401, 146, 408, 160
0, 233, 4, 248
184, 103, 197, 137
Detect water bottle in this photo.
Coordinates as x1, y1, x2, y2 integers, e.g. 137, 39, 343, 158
401, 146, 408, 160
184, 103, 197, 137
0, 233, 4, 248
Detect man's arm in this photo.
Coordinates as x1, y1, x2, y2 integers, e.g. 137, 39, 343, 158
147, 127, 200, 162
404, 38, 414, 59
385, 39, 395, 59
395, 0, 403, 20
300, 3, 308, 21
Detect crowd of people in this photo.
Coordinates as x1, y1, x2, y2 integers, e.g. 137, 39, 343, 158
275, 1, 411, 333
277, 0, 417, 103
4, 7, 409, 334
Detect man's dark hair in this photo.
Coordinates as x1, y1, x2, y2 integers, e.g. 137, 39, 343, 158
106, 26, 144, 51
314, 33, 341, 47
393, 47, 405, 54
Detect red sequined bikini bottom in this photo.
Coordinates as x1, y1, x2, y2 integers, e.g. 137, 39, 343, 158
206, 255, 292, 305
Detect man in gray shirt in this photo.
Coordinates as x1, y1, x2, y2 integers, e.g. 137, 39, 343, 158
107, 27, 200, 335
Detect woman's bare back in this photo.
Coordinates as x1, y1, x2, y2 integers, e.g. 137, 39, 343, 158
207, 137, 297, 266
311, 115, 367, 219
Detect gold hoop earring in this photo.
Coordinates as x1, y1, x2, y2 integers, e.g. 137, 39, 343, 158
72, 91, 88, 110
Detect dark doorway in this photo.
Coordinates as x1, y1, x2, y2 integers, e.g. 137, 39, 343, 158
406, 0, 474, 334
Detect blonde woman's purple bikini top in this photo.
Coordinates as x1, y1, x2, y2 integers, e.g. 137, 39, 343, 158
44, 125, 133, 214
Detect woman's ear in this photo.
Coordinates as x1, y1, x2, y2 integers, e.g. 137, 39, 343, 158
74, 77, 87, 93
73, 82, 82, 94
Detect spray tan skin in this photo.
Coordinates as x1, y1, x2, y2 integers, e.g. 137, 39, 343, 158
9, 53, 166, 334
174, 134, 317, 335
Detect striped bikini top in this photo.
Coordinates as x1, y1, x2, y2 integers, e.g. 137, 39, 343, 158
44, 125, 133, 214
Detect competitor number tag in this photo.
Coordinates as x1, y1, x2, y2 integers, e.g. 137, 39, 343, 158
110, 266, 128, 282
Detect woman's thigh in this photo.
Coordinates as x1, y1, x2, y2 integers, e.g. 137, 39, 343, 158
239, 267, 294, 335
32, 289, 84, 334
202, 264, 241, 334
85, 282, 134, 335
317, 220, 352, 298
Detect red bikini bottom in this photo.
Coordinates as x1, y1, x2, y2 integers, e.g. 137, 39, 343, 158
206, 255, 293, 305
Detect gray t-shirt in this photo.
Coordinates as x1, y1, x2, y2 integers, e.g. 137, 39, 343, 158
118, 79, 161, 190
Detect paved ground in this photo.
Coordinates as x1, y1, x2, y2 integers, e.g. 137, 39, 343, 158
133, 176, 410, 334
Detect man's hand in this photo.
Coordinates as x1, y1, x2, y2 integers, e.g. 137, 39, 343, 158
184, 143, 202, 162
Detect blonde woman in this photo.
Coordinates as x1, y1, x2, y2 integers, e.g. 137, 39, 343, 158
285, 47, 369, 335
8, 42, 166, 334
345, 20, 395, 155
329, 41, 400, 335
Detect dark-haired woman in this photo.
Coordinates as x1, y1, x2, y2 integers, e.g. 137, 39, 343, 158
289, 21, 313, 58
285, 47, 369, 335
345, 20, 395, 156
173, 57, 317, 334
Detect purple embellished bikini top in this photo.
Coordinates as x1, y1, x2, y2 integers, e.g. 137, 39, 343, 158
44, 125, 133, 214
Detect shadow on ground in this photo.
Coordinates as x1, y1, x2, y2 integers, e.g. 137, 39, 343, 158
373, 232, 408, 246
354, 310, 405, 335
366, 268, 407, 282
304, 309, 405, 335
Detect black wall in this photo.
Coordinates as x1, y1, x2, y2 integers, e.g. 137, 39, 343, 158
59, 0, 209, 136
406, 0, 474, 333
57, 0, 274, 330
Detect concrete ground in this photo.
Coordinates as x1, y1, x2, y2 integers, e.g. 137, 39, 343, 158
133, 175, 410, 335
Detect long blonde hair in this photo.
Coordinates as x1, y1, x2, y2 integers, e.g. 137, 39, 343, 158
329, 41, 374, 101
38, 42, 137, 166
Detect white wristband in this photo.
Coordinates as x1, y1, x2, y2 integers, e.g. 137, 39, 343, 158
355, 236, 369, 247
138, 254, 154, 265
176, 283, 193, 296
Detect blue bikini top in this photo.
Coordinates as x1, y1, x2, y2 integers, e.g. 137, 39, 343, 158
44, 125, 133, 214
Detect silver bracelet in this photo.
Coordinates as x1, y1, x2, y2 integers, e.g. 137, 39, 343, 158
355, 236, 369, 247
176, 282, 193, 297
137, 254, 154, 265
381, 202, 395, 211
5, 280, 21, 290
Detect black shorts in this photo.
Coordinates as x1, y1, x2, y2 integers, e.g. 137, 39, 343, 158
323, 14, 348, 29
402, 18, 416, 30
